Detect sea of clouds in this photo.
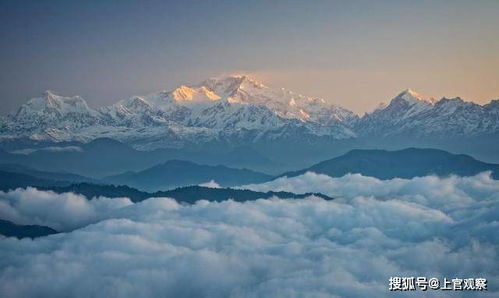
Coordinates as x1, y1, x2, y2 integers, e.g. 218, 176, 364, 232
0, 172, 498, 297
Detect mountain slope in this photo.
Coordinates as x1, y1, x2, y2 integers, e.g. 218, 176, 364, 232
0, 170, 72, 191
284, 148, 499, 179
104, 160, 274, 191
0, 164, 95, 183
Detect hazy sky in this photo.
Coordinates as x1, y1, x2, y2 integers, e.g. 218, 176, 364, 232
1, 0, 498, 115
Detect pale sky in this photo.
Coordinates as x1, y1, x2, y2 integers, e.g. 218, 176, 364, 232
1, 0, 498, 115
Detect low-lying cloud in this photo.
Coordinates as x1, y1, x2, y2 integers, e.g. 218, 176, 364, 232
0, 173, 498, 297
241, 171, 499, 216
10, 146, 83, 155
0, 187, 133, 231
199, 180, 222, 188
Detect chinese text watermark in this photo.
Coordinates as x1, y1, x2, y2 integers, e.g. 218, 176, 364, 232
389, 277, 487, 291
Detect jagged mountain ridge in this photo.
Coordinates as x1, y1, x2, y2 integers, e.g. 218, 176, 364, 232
357, 89, 499, 138
1, 75, 498, 150
0, 75, 358, 149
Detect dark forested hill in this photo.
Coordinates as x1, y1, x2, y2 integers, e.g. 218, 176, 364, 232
284, 148, 499, 179
104, 160, 273, 191
42, 183, 332, 203
0, 219, 58, 239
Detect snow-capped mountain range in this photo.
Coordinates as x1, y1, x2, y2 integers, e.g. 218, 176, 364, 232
359, 89, 499, 138
1, 74, 497, 150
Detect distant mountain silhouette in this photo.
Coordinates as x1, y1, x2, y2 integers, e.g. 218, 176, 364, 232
0, 138, 157, 177
42, 183, 152, 202
104, 160, 274, 191
284, 148, 499, 179
44, 183, 333, 203
0, 164, 95, 183
0, 138, 288, 177
155, 186, 332, 204
0, 219, 58, 239
0, 170, 331, 204
0, 170, 71, 191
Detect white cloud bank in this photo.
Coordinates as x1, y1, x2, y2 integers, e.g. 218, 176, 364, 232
199, 180, 222, 188
0, 187, 133, 231
0, 173, 498, 297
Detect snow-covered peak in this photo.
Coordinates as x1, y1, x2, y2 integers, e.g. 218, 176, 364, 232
366, 89, 435, 119
12, 91, 95, 119
3, 91, 100, 134
170, 85, 220, 103
401, 88, 423, 99
43, 90, 57, 101
373, 102, 388, 112
2, 75, 497, 149
195, 74, 356, 124
361, 89, 435, 124
200, 74, 266, 98
393, 89, 436, 105
115, 96, 152, 112
110, 84, 223, 114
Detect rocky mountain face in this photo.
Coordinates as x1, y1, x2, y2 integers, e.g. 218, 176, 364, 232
1, 75, 498, 151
